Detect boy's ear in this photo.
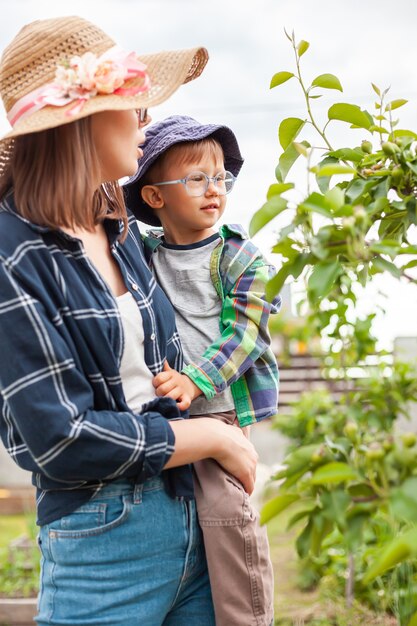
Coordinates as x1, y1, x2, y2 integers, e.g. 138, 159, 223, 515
141, 185, 165, 209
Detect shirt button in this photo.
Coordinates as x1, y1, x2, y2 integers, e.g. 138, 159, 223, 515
150, 333, 156, 341
131, 282, 138, 291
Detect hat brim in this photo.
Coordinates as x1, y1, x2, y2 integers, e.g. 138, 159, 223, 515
0, 46, 208, 170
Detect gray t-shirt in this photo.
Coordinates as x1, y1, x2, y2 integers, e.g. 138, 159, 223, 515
151, 233, 234, 415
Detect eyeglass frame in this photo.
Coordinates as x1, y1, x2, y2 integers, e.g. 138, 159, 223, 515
137, 108, 148, 124
151, 170, 236, 197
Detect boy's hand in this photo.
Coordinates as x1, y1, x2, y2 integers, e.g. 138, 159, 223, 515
153, 361, 202, 410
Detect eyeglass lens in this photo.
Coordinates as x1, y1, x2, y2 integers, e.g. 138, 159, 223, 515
185, 172, 234, 196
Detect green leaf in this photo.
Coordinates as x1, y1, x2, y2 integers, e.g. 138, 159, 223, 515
393, 129, 417, 140
316, 156, 338, 193
265, 264, 291, 301
281, 444, 319, 477
287, 502, 317, 529
371, 83, 381, 96
299, 192, 332, 217
315, 163, 356, 176
371, 256, 401, 279
271, 237, 299, 261
345, 177, 379, 204
310, 515, 334, 556
296, 518, 313, 558
327, 148, 364, 162
386, 98, 408, 111
345, 511, 369, 550
260, 493, 300, 524
320, 490, 350, 528
297, 40, 310, 57
279, 117, 305, 150
328, 103, 372, 130
369, 240, 400, 257
270, 71, 295, 89
308, 260, 341, 299
267, 182, 294, 200
293, 142, 309, 156
249, 196, 288, 237
311, 462, 357, 484
278, 141, 310, 181
402, 259, 417, 270
407, 611, 417, 626
348, 483, 376, 499
390, 477, 417, 522
363, 527, 417, 584
311, 73, 343, 92
325, 187, 345, 211
369, 125, 389, 134
289, 253, 311, 279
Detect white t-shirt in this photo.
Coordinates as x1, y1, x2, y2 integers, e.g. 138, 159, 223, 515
116, 291, 156, 412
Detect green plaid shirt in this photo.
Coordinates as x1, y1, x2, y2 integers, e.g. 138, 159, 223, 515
145, 224, 281, 427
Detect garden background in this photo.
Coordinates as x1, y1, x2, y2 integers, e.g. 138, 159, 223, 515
2, 1, 417, 624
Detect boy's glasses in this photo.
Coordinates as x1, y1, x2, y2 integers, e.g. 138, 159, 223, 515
153, 171, 236, 197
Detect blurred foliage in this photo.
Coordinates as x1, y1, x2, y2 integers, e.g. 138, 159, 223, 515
0, 513, 39, 598
259, 30, 417, 626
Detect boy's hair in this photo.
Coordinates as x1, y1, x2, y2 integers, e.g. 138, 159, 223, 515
142, 137, 225, 188
0, 116, 128, 238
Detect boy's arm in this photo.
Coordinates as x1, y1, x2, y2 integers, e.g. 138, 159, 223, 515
182, 258, 280, 400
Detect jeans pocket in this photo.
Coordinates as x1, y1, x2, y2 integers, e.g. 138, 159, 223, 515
49, 494, 132, 539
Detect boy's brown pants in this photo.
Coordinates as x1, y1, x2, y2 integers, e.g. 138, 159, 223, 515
192, 410, 274, 626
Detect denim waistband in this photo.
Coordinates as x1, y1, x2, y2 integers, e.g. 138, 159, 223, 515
91, 476, 164, 499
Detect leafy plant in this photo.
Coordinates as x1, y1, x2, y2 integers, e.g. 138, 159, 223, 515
259, 30, 417, 625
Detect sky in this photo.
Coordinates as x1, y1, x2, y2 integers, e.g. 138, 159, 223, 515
1, 0, 417, 349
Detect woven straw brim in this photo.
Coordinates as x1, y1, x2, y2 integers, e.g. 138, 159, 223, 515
0, 46, 208, 175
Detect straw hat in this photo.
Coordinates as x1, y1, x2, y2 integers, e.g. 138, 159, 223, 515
0, 15, 208, 174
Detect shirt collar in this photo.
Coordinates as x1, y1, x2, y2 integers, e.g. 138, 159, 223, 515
145, 224, 249, 250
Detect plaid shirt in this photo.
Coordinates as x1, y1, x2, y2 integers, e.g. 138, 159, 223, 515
0, 192, 193, 525
145, 224, 281, 427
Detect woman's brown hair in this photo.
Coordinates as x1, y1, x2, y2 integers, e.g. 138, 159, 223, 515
0, 116, 128, 237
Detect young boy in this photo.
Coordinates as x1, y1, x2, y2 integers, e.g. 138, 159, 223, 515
124, 115, 280, 626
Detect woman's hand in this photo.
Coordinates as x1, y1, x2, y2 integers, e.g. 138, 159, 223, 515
165, 418, 258, 494
153, 361, 202, 410
213, 420, 258, 494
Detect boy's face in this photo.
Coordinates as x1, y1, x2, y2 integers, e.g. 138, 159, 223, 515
148, 151, 227, 244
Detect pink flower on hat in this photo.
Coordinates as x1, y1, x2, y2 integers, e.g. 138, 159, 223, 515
55, 51, 127, 98
6, 46, 151, 127
94, 60, 125, 94
67, 52, 99, 92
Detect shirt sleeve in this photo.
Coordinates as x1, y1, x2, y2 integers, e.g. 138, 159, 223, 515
0, 260, 175, 484
182, 257, 281, 399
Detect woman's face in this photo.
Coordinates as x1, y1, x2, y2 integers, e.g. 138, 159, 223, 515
91, 109, 148, 183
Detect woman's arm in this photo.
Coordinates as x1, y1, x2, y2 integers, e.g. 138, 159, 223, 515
0, 260, 174, 483
165, 417, 258, 494
0, 260, 258, 492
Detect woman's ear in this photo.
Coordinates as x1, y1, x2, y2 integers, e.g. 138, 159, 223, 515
141, 185, 165, 209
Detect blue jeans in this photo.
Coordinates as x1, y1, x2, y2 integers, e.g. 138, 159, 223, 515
36, 477, 215, 625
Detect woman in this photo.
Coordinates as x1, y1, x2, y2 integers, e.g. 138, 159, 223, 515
0, 16, 258, 625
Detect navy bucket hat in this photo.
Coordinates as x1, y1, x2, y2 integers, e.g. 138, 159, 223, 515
123, 114, 244, 226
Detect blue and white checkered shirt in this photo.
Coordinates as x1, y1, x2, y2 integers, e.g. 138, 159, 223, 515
0, 192, 191, 525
